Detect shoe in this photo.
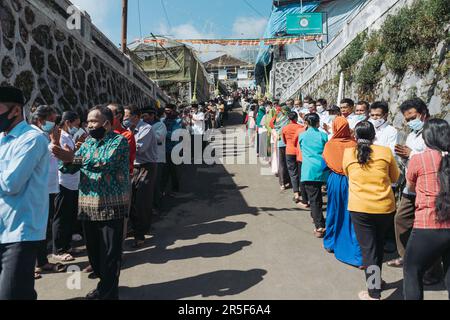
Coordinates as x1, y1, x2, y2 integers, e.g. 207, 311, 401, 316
72, 234, 83, 242
358, 291, 380, 300
423, 276, 442, 286
86, 289, 100, 300
88, 272, 99, 280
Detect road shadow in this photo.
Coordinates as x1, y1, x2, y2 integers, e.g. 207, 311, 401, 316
122, 240, 252, 268
383, 278, 447, 300
119, 269, 268, 300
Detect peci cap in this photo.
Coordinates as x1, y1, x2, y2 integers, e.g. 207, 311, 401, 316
0, 86, 25, 105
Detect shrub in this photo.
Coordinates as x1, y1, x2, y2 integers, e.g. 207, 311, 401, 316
356, 53, 384, 92
338, 31, 367, 71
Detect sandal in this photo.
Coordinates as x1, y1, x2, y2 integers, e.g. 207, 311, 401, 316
52, 253, 75, 262
34, 272, 42, 280
297, 202, 310, 210
36, 263, 66, 273
82, 265, 93, 273
132, 240, 145, 249
387, 257, 403, 268
314, 228, 326, 238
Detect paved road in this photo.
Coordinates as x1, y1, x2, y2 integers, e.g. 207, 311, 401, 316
36, 109, 447, 300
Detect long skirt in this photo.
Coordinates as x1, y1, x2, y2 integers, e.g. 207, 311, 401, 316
271, 132, 278, 175
323, 172, 363, 267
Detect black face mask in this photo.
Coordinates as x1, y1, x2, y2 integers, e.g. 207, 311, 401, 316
89, 126, 106, 140
0, 108, 16, 133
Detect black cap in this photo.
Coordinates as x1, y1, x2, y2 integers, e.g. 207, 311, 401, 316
142, 107, 157, 114
0, 86, 25, 105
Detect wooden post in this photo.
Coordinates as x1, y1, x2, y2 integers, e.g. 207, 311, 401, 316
121, 0, 128, 53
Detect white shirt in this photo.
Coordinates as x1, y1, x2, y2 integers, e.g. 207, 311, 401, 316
192, 112, 205, 135
402, 130, 426, 195
31, 125, 59, 194
373, 121, 398, 155
347, 113, 359, 130
58, 130, 80, 190
151, 121, 167, 163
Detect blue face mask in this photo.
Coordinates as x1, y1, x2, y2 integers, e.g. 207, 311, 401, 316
42, 121, 55, 133
68, 127, 79, 136
355, 114, 367, 122
123, 119, 132, 129
408, 118, 424, 132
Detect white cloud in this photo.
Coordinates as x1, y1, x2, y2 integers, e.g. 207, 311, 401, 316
71, 0, 111, 25
232, 17, 268, 38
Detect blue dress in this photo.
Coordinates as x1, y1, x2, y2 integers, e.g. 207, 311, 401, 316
324, 171, 363, 267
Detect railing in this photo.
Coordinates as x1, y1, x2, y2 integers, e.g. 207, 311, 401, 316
280, 0, 404, 102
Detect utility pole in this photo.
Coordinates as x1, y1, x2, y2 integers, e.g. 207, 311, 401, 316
121, 0, 128, 53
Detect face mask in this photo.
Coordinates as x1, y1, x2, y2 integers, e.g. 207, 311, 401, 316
408, 118, 424, 132
122, 119, 132, 129
370, 118, 386, 129
42, 121, 55, 133
317, 106, 324, 113
89, 125, 107, 140
68, 126, 79, 136
329, 115, 337, 122
0, 108, 16, 133
355, 115, 366, 122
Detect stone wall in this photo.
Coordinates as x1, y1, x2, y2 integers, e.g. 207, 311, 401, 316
271, 60, 310, 100
0, 0, 170, 117
281, 0, 449, 126
302, 38, 450, 127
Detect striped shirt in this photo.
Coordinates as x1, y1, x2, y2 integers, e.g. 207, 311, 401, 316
407, 148, 450, 229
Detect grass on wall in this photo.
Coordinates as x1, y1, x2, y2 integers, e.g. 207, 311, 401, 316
337, 0, 450, 94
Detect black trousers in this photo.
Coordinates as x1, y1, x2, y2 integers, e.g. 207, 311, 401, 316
162, 153, 180, 193
351, 212, 394, 299
53, 186, 79, 254
130, 163, 157, 241
298, 162, 309, 205
278, 147, 290, 186
286, 155, 300, 193
404, 228, 450, 300
304, 182, 325, 229
37, 194, 56, 267
153, 163, 165, 209
0, 241, 39, 300
83, 219, 124, 300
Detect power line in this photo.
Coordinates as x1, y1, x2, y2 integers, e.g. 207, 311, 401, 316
137, 0, 143, 39
243, 0, 266, 19
160, 0, 172, 30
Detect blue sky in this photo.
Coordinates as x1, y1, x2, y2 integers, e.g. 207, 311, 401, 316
72, 0, 272, 60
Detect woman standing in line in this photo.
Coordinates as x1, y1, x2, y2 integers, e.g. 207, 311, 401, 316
343, 121, 400, 300
403, 119, 450, 300
322, 117, 362, 267
299, 113, 329, 238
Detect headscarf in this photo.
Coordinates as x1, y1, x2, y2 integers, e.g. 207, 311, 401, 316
256, 106, 266, 128
322, 116, 356, 175
274, 106, 290, 135
265, 107, 277, 133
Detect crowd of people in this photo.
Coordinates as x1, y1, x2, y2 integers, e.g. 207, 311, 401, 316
247, 95, 450, 300
0, 84, 449, 301
0, 86, 222, 300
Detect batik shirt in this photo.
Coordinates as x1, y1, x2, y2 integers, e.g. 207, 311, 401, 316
60, 131, 130, 221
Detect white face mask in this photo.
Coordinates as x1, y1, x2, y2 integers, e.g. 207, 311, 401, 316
317, 106, 324, 113
370, 118, 386, 129
329, 115, 337, 122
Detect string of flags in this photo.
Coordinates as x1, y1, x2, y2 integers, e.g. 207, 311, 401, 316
130, 35, 323, 47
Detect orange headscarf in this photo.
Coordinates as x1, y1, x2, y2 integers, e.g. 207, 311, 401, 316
322, 116, 356, 175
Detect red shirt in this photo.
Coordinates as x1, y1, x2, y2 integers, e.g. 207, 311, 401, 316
115, 127, 136, 175
407, 148, 450, 229
282, 122, 305, 156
